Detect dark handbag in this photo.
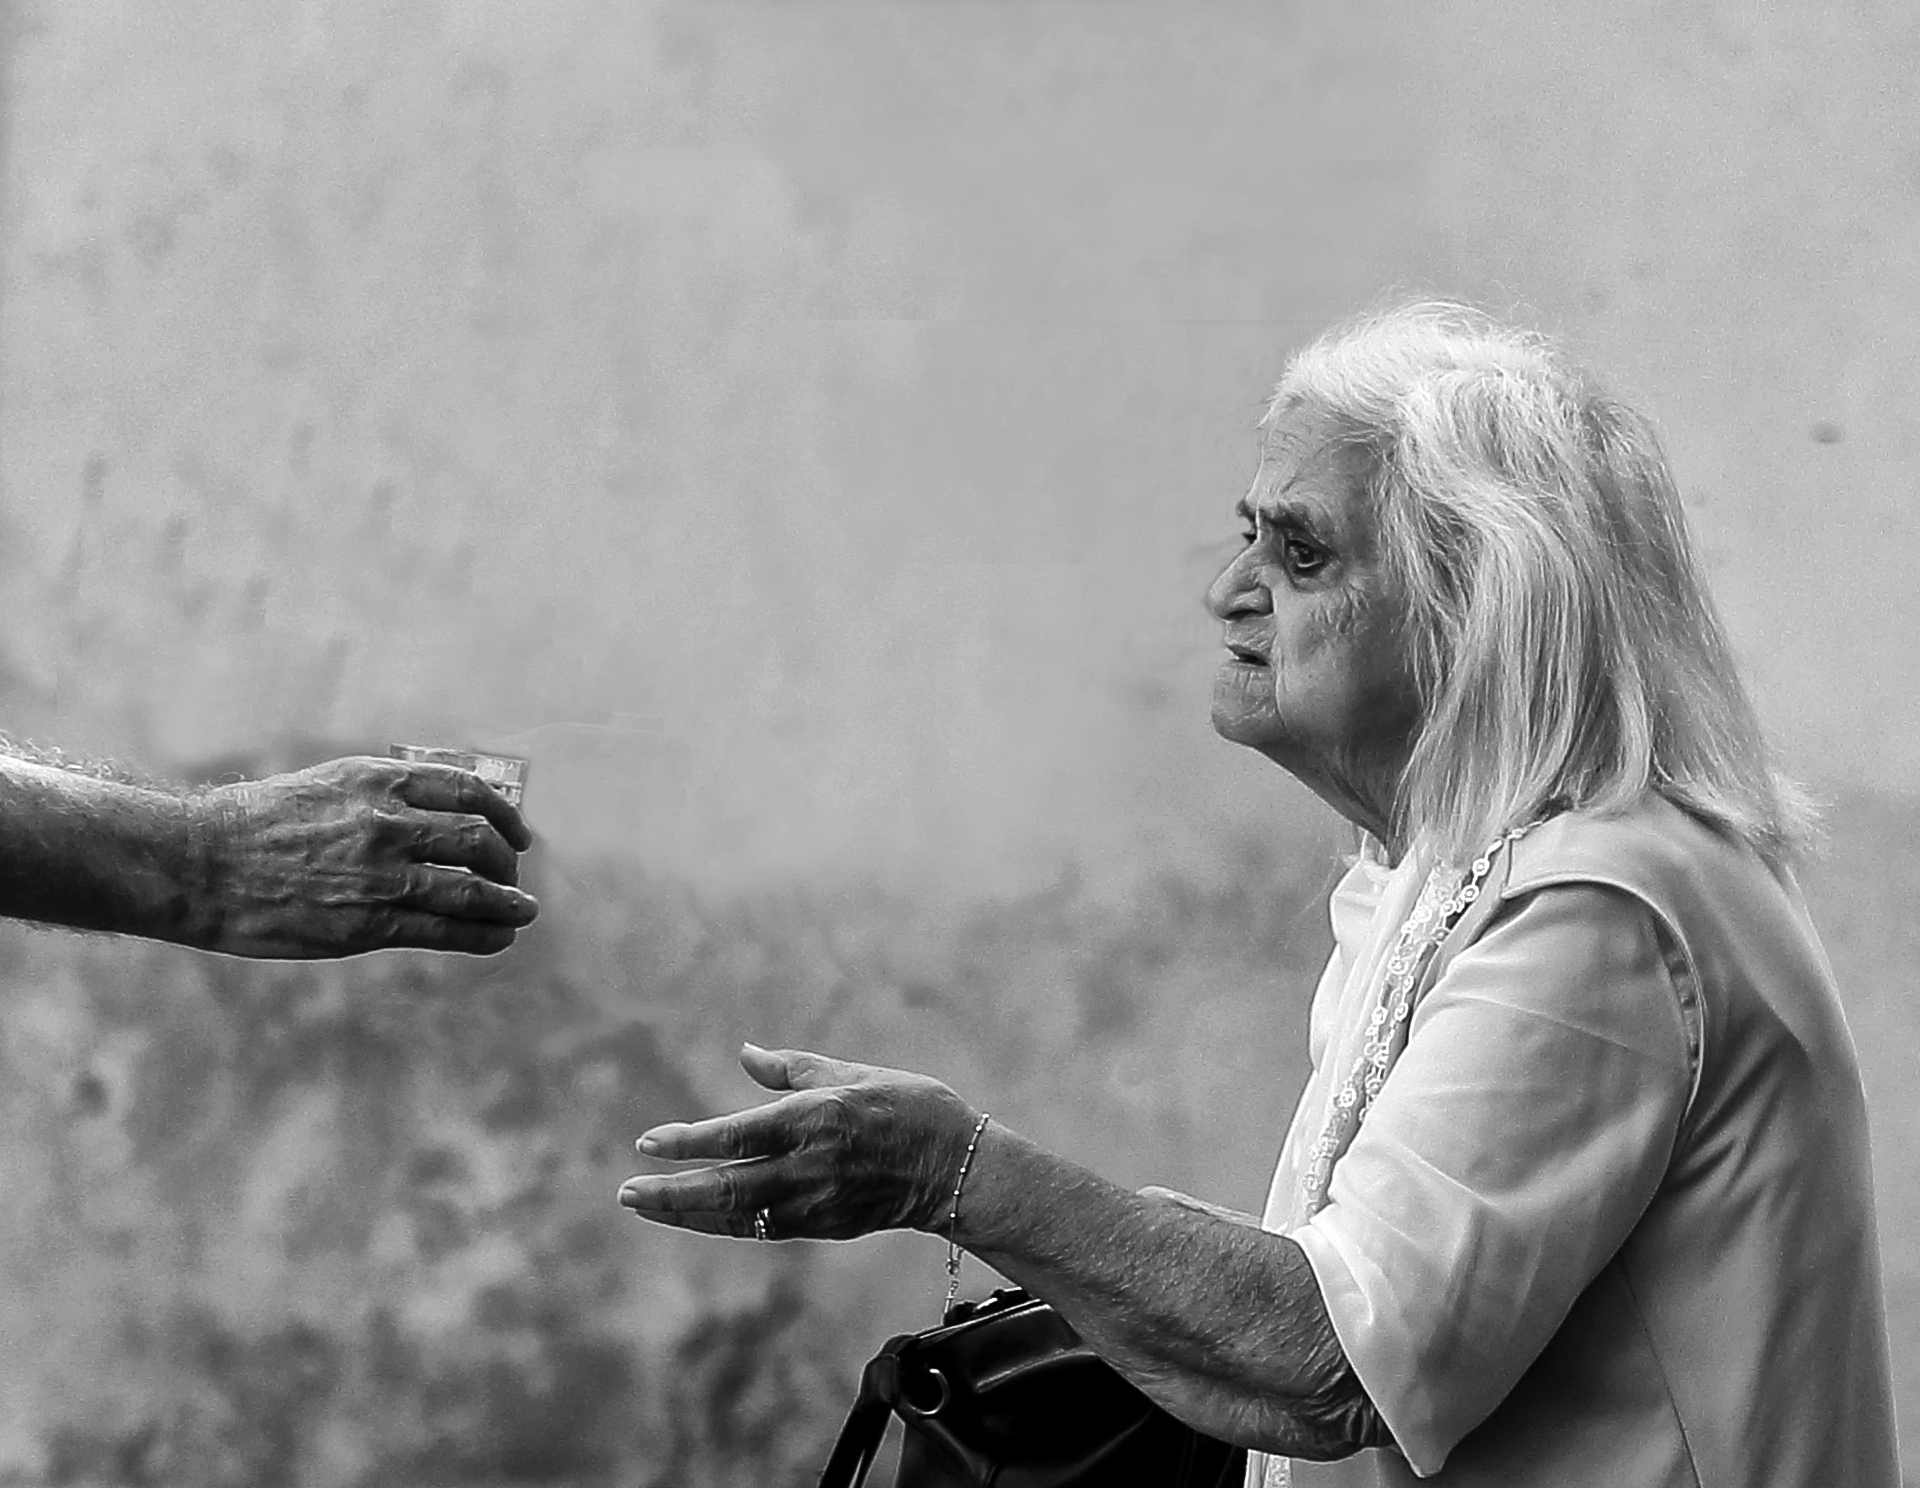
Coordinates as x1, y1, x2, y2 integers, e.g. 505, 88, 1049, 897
816, 1287, 1249, 1488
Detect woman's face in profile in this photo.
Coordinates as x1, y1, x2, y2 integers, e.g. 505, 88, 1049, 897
1206, 406, 1420, 813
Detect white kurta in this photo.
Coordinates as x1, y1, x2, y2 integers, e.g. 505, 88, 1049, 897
1247, 797, 1899, 1487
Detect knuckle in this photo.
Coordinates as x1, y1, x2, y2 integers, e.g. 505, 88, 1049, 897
351, 755, 402, 793
386, 865, 423, 904
785, 1054, 819, 1085
367, 809, 409, 850
808, 1093, 853, 1142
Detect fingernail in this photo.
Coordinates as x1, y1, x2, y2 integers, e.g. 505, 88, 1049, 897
636, 1133, 662, 1155
742, 1041, 766, 1055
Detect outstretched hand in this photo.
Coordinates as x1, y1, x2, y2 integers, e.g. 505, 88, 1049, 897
195, 755, 539, 958
618, 1044, 977, 1241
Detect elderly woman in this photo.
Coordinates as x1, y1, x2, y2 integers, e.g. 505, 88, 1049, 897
617, 303, 1900, 1486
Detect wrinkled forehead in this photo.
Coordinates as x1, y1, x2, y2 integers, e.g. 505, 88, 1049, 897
1247, 401, 1377, 536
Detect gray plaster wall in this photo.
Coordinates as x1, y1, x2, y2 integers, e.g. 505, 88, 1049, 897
0, 4, 1913, 1483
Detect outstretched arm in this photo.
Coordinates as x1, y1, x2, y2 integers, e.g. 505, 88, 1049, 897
956, 1117, 1389, 1459
619, 1045, 1389, 1460
620, 888, 1694, 1474
0, 744, 538, 957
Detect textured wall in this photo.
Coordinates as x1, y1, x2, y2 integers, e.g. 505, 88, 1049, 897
0, 3, 1915, 1483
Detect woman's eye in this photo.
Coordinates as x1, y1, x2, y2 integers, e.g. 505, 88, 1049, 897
1285, 539, 1326, 575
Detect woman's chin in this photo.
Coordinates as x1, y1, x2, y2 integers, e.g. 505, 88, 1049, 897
1212, 652, 1276, 714
1209, 694, 1282, 750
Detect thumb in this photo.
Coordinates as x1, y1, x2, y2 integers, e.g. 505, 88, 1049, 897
740, 1042, 864, 1091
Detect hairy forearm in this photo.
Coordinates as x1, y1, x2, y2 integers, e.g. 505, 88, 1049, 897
952, 1121, 1389, 1460
0, 737, 538, 959
0, 753, 213, 944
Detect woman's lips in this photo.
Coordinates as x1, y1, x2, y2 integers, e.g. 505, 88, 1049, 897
1224, 644, 1268, 667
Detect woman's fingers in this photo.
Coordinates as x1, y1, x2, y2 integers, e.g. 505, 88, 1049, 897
739, 1043, 793, 1090
740, 1042, 871, 1092
636, 1094, 807, 1160
619, 1158, 861, 1242
626, 1050, 966, 1242
618, 1159, 779, 1233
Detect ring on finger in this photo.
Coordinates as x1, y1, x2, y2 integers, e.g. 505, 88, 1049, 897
752, 1207, 774, 1242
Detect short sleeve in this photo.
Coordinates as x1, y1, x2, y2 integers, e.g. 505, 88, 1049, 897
1287, 884, 1693, 1477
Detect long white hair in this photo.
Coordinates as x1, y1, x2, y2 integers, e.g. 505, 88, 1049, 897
1270, 300, 1817, 867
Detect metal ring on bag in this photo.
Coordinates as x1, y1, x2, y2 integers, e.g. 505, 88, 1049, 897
900, 1365, 951, 1418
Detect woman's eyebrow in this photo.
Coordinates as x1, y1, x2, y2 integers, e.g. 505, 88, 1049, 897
1234, 494, 1332, 540
1251, 495, 1330, 535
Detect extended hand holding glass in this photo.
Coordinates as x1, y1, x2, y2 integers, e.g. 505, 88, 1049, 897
0, 740, 539, 958
199, 750, 538, 957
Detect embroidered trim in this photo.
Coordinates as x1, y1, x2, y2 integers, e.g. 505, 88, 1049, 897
1299, 824, 1537, 1216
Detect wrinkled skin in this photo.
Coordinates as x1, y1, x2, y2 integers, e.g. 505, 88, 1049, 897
1206, 402, 1419, 853
194, 756, 538, 958
619, 1053, 1266, 1242
620, 1046, 1391, 1459
620, 1045, 974, 1239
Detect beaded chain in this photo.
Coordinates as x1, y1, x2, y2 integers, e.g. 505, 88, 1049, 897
944, 1111, 993, 1317
1298, 823, 1536, 1216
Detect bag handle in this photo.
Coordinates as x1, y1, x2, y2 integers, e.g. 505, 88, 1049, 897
815, 1337, 909, 1488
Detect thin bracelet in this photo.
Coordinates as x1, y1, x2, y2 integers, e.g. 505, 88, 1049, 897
944, 1111, 993, 1317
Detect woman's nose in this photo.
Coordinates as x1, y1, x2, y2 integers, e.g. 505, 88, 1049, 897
1205, 551, 1271, 622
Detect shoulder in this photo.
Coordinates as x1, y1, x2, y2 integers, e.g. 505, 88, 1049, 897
1497, 793, 1796, 974
1427, 793, 1794, 1033
1495, 793, 1766, 973
1489, 793, 1814, 1081
1504, 792, 1759, 903
1401, 806, 1707, 1097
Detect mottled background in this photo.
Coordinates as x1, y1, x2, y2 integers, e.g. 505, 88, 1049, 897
0, 2, 1914, 1484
